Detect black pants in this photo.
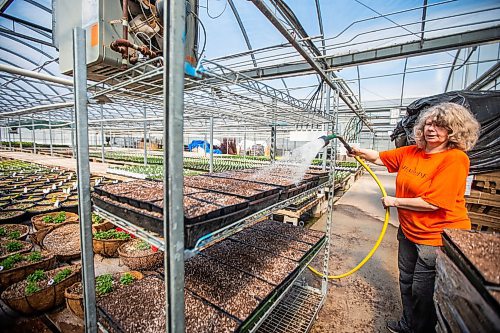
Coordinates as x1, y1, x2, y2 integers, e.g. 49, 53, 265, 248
397, 227, 439, 333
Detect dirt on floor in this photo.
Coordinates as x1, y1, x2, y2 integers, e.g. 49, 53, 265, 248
308, 204, 402, 333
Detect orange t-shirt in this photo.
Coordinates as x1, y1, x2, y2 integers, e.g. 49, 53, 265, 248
379, 145, 470, 246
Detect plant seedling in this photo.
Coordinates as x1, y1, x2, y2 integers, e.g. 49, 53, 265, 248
25, 281, 41, 296
5, 240, 23, 252
135, 240, 150, 250
26, 251, 42, 262
0, 228, 5, 237
27, 270, 47, 283
119, 273, 135, 285
92, 213, 104, 224
96, 274, 114, 295
53, 268, 72, 284
0, 253, 23, 270
8, 230, 21, 240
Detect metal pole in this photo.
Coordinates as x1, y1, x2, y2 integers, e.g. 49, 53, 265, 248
243, 127, 247, 165
73, 27, 97, 333
270, 125, 276, 163
209, 116, 214, 173
7, 118, 12, 151
323, 81, 332, 171
49, 111, 53, 156
31, 116, 36, 154
143, 107, 148, 165
70, 111, 75, 158
101, 104, 105, 163
18, 116, 22, 151
163, 0, 185, 331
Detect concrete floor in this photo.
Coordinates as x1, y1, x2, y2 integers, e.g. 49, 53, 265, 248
309, 166, 402, 333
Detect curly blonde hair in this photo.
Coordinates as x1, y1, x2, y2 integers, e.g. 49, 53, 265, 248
413, 102, 480, 152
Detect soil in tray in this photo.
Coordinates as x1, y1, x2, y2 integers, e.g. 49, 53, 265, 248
99, 180, 160, 197
444, 229, 500, 285
252, 219, 325, 245
203, 238, 298, 286
152, 196, 224, 223
98, 276, 167, 332
184, 176, 279, 199
43, 224, 81, 257
230, 228, 308, 262
187, 192, 247, 211
185, 255, 274, 322
211, 170, 297, 188
4, 202, 34, 211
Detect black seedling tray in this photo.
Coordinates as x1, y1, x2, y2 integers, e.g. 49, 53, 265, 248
442, 232, 500, 314
93, 194, 250, 249
186, 175, 281, 201
248, 193, 280, 214
187, 192, 249, 216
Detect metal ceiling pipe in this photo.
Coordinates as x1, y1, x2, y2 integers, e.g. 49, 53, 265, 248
0, 64, 73, 86
250, 0, 373, 131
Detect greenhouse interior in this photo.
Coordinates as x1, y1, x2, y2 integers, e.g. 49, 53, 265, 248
0, 0, 499, 332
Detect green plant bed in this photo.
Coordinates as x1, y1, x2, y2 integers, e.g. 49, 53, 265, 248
31, 211, 79, 231
0, 224, 29, 241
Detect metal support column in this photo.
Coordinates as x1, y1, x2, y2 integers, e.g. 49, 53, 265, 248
243, 127, 247, 165
18, 116, 22, 150
162, 0, 186, 331
7, 118, 12, 151
31, 116, 36, 154
49, 111, 53, 156
270, 125, 276, 163
209, 116, 214, 173
73, 27, 97, 333
321, 89, 339, 295
143, 107, 148, 165
322, 81, 332, 171
100, 104, 105, 163
70, 111, 75, 158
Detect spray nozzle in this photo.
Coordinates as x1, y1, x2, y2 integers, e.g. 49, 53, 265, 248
319, 134, 354, 154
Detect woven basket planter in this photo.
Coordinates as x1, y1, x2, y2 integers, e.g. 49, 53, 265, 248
31, 211, 78, 231
93, 238, 129, 258
118, 240, 163, 270
92, 220, 114, 232
0, 224, 29, 241
0, 240, 33, 261
39, 223, 81, 262
1, 265, 81, 315
64, 271, 143, 319
0, 252, 56, 289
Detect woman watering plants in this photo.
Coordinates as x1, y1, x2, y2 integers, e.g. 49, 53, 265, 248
349, 102, 480, 333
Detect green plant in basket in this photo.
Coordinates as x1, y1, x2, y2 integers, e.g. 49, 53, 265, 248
25, 281, 41, 296
27, 270, 47, 282
0, 253, 23, 270
26, 251, 42, 262
92, 213, 104, 224
96, 274, 114, 295
5, 240, 23, 252
0, 227, 5, 237
8, 230, 21, 240
42, 215, 54, 223
53, 212, 66, 224
119, 272, 135, 285
135, 240, 150, 250
53, 268, 72, 284
94, 229, 131, 241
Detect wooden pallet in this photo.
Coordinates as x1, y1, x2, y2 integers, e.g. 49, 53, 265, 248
467, 203, 500, 232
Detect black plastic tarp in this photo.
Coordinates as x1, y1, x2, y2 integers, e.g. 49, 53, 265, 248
391, 91, 500, 174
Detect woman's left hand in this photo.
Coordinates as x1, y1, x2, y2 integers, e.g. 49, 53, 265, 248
381, 196, 398, 208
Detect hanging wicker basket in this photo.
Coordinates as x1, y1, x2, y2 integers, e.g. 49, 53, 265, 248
0, 251, 56, 289
117, 240, 163, 270
0, 224, 29, 241
31, 211, 79, 231
93, 238, 129, 258
1, 264, 81, 315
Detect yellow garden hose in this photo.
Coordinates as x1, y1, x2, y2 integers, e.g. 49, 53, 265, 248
307, 156, 390, 279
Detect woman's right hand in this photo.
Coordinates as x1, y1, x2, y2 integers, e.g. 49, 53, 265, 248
348, 147, 362, 157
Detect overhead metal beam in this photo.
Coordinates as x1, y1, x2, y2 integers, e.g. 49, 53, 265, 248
0, 63, 73, 86
250, 0, 372, 130
0, 0, 13, 13
236, 25, 500, 79
0, 13, 52, 33
466, 61, 500, 90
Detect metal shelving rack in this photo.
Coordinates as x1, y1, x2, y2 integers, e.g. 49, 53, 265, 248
71, 2, 347, 333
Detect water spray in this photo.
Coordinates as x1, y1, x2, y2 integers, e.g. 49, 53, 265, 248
307, 134, 391, 279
